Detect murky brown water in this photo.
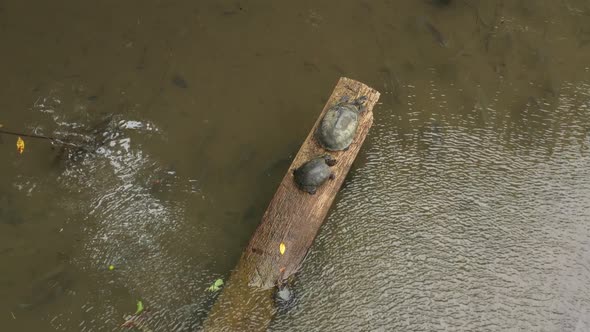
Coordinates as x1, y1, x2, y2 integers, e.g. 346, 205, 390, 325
1, 0, 590, 331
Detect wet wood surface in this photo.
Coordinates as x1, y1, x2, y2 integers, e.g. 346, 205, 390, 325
204, 77, 380, 331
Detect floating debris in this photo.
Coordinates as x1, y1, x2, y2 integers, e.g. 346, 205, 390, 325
121, 300, 150, 331
171, 75, 188, 89
16, 137, 25, 154
422, 19, 448, 48
206, 279, 224, 292
135, 300, 144, 315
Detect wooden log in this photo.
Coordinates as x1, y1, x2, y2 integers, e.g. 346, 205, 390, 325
204, 77, 380, 331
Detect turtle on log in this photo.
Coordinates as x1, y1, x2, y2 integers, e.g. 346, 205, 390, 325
292, 155, 337, 194
315, 96, 367, 151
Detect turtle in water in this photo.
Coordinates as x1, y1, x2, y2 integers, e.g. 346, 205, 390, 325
316, 96, 367, 151
292, 155, 337, 194
276, 284, 292, 303
274, 276, 295, 312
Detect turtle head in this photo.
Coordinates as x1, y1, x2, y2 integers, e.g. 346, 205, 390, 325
338, 95, 351, 104
322, 154, 337, 166
353, 96, 368, 112
338, 95, 368, 112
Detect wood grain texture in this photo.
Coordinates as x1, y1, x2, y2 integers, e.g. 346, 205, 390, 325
204, 77, 380, 331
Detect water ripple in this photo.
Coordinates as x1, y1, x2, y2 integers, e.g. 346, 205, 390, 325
270, 81, 590, 332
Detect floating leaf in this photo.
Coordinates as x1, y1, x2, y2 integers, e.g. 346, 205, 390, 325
207, 278, 224, 292
279, 242, 286, 255
16, 137, 25, 154
134, 300, 144, 315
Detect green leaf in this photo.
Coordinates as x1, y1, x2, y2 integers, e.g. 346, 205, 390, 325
134, 300, 144, 315
206, 278, 224, 292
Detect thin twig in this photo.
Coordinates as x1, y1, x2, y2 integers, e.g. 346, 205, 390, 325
0, 129, 56, 140
0, 129, 81, 148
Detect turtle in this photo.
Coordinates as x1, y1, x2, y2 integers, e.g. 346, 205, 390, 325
274, 277, 295, 312
276, 284, 292, 303
292, 155, 337, 194
316, 96, 367, 151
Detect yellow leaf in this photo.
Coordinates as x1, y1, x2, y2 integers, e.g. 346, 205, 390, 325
279, 242, 286, 255
16, 137, 25, 154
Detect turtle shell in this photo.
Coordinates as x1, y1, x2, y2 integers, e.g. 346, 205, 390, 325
293, 156, 335, 194
316, 102, 361, 151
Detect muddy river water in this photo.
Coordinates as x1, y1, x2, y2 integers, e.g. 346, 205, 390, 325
1, 1, 590, 331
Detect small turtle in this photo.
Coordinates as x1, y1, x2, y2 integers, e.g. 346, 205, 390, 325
292, 155, 337, 194
274, 278, 295, 312
276, 284, 292, 303
316, 96, 367, 151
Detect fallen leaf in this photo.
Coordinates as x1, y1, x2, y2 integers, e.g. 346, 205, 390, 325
206, 278, 224, 292
16, 137, 25, 154
122, 301, 153, 331
279, 242, 286, 255
135, 300, 144, 315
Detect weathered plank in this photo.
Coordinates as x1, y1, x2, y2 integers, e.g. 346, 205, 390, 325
204, 77, 380, 331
